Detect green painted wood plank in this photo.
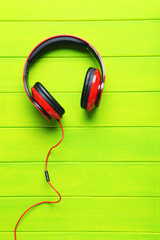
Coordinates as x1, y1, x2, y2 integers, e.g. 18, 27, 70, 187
0, 1, 159, 238
0, 0, 160, 20
1, 197, 160, 232
1, 127, 160, 162
0, 21, 159, 57
1, 232, 160, 240
0, 57, 160, 93
1, 162, 160, 197
0, 93, 159, 127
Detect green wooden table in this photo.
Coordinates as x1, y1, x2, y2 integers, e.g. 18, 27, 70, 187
0, 0, 160, 239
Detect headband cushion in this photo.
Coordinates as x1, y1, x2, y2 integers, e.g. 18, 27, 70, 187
28, 36, 88, 62
33, 82, 65, 117
81, 67, 95, 109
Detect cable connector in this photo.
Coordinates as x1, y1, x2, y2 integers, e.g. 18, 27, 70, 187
45, 171, 50, 182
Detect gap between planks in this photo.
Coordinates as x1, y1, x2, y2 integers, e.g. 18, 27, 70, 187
0, 19, 160, 22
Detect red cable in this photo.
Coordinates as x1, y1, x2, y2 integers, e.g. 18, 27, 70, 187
14, 120, 64, 240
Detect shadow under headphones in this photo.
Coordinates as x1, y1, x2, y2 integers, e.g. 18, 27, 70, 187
23, 34, 106, 120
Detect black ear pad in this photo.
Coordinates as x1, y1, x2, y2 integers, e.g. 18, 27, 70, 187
34, 82, 65, 117
81, 67, 95, 109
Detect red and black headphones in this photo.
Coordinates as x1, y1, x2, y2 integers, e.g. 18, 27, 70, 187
15, 35, 106, 239
23, 34, 106, 120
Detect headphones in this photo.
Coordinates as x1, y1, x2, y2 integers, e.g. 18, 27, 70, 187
23, 34, 106, 120
15, 35, 106, 239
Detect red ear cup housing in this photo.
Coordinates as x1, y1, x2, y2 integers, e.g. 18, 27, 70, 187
81, 68, 101, 111
31, 82, 65, 120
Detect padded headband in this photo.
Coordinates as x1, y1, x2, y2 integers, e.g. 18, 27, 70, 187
23, 34, 105, 108
28, 36, 87, 62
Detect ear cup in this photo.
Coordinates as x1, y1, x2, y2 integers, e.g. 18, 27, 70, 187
31, 82, 65, 120
81, 68, 101, 111
81, 68, 95, 109
33, 100, 51, 121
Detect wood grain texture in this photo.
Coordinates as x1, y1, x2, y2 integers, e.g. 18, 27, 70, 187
0, 21, 159, 57
0, 0, 160, 238
0, 0, 160, 20
0, 162, 160, 197
1, 127, 160, 162
1, 197, 160, 232
0, 93, 159, 127
0, 57, 160, 93
1, 232, 160, 240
